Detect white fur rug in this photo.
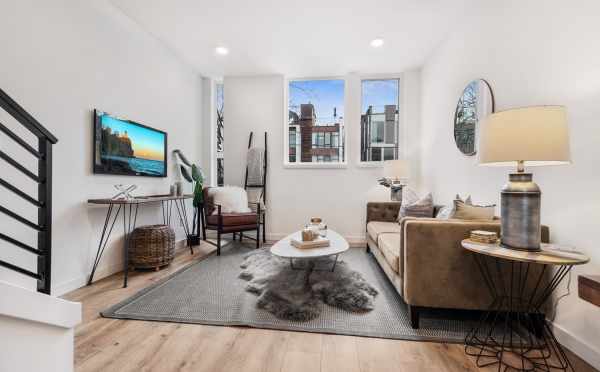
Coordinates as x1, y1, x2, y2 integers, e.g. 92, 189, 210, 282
239, 249, 378, 321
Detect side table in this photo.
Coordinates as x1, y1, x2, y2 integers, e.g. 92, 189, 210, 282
461, 240, 589, 371
87, 194, 194, 288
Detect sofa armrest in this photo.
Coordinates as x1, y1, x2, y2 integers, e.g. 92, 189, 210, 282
401, 219, 549, 310
366, 202, 401, 224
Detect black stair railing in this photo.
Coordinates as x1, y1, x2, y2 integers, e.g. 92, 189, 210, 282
0, 88, 57, 295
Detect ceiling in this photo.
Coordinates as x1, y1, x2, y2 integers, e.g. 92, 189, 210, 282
112, 0, 477, 78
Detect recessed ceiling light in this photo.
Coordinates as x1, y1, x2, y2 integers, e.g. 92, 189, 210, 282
370, 38, 384, 48
215, 46, 229, 55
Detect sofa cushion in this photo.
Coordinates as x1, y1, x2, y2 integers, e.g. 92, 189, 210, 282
378, 233, 400, 273
206, 212, 258, 226
367, 221, 400, 242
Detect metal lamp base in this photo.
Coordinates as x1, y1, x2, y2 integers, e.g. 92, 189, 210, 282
500, 173, 542, 251
390, 184, 404, 201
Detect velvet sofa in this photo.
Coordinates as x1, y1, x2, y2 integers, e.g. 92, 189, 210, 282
366, 201, 549, 328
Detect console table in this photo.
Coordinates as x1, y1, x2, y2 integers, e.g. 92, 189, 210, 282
462, 240, 589, 372
87, 194, 193, 288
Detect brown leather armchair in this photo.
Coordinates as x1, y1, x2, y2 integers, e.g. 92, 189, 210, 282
200, 187, 261, 255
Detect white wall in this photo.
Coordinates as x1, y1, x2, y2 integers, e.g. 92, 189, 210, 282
0, 0, 203, 295
0, 316, 75, 372
0, 280, 81, 372
420, 0, 600, 367
223, 72, 421, 243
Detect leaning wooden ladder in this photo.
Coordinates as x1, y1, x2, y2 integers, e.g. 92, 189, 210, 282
241, 131, 267, 243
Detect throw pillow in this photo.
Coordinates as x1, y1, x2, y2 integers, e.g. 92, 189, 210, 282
398, 190, 434, 220
456, 194, 472, 205
208, 186, 251, 214
452, 200, 495, 220
397, 188, 417, 221
436, 194, 472, 219
435, 205, 454, 219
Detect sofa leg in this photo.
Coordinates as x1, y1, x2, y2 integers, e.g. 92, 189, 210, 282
408, 305, 420, 329
366, 245, 371, 253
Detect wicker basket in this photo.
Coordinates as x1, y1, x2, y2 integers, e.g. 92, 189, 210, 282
129, 224, 175, 270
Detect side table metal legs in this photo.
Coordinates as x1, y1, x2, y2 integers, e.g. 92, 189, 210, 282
122, 204, 139, 288
173, 198, 193, 254
88, 203, 138, 288
465, 255, 574, 371
88, 196, 194, 289
88, 204, 122, 285
162, 199, 194, 254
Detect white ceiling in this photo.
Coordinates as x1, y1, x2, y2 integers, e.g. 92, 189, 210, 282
112, 0, 477, 78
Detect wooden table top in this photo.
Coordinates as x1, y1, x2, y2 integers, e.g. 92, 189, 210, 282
462, 239, 590, 266
88, 194, 193, 205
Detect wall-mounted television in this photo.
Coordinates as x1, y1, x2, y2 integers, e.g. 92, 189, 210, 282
93, 110, 167, 177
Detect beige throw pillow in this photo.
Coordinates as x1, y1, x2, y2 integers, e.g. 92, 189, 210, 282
452, 200, 495, 220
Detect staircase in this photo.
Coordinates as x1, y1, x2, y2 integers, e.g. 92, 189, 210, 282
0, 88, 81, 372
0, 87, 57, 294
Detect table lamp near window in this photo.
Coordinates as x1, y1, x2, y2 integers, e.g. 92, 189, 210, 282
382, 160, 409, 201
479, 106, 571, 251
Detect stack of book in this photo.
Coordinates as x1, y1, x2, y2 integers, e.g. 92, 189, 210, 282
470, 230, 498, 244
291, 236, 330, 249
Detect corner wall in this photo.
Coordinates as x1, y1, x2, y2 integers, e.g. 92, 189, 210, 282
0, 0, 203, 295
420, 0, 600, 367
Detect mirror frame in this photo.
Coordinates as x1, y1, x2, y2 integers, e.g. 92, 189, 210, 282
453, 79, 495, 156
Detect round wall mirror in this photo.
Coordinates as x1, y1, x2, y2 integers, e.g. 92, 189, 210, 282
454, 79, 495, 156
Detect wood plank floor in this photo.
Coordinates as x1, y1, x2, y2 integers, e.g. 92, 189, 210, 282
63, 242, 597, 372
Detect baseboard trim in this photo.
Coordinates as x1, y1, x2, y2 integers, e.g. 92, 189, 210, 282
53, 239, 189, 297
551, 321, 600, 370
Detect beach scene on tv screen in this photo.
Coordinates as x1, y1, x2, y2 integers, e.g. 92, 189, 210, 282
97, 113, 165, 176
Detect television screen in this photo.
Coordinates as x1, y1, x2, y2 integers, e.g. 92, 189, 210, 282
93, 110, 167, 177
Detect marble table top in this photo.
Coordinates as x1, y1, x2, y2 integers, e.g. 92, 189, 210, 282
462, 239, 589, 266
271, 230, 349, 259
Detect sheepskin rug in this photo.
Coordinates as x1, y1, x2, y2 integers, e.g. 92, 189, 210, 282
239, 249, 378, 321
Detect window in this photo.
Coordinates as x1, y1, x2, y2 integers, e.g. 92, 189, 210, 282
360, 79, 400, 162
287, 79, 345, 164
288, 127, 298, 163
216, 83, 224, 185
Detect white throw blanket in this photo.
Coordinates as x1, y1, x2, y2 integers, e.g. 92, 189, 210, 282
246, 147, 265, 186
208, 186, 251, 214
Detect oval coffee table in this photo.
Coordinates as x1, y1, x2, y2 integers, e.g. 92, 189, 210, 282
271, 229, 349, 274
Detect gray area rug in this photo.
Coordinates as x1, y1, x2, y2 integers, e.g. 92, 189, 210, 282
102, 243, 480, 343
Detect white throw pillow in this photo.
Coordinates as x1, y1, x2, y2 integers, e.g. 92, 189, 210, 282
208, 186, 251, 214
436, 194, 472, 219
397, 188, 434, 221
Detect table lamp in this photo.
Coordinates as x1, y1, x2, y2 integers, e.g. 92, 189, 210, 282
479, 106, 570, 251
383, 160, 409, 201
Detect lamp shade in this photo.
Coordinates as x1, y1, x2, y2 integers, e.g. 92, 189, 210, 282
479, 106, 571, 167
383, 159, 409, 179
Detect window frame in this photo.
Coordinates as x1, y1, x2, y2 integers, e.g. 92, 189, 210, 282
356, 74, 405, 168
283, 76, 348, 169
